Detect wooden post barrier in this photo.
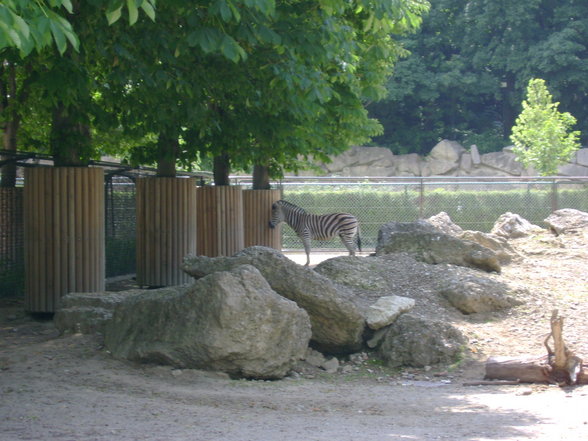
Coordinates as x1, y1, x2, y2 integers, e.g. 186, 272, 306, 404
242, 189, 282, 250
136, 177, 197, 287
24, 167, 105, 313
196, 186, 244, 257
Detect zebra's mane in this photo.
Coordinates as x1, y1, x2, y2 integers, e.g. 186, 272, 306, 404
278, 200, 307, 214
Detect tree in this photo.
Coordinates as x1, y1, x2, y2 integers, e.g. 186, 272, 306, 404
510, 79, 581, 176
369, 0, 588, 155
195, 0, 430, 185
0, 0, 156, 187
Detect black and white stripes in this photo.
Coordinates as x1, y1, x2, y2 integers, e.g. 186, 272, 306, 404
269, 200, 361, 266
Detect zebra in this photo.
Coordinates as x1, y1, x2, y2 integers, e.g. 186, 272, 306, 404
268, 200, 361, 266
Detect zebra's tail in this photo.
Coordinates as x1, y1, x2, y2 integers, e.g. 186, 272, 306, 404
356, 225, 362, 253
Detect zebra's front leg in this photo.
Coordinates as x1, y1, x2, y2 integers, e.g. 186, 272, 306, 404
303, 237, 311, 266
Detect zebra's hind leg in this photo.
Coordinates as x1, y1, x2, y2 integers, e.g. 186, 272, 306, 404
340, 234, 356, 256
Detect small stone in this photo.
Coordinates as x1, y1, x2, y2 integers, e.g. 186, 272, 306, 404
322, 357, 340, 374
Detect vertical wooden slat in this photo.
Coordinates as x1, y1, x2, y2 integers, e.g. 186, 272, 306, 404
135, 178, 145, 284
24, 167, 105, 313
135, 177, 197, 287
243, 189, 282, 250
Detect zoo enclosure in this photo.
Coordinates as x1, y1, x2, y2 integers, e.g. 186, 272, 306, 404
251, 176, 588, 250
2, 172, 588, 298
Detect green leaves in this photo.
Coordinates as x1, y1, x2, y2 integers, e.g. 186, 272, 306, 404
0, 0, 79, 55
187, 27, 246, 62
511, 79, 581, 176
107, 1, 156, 25
1, 0, 155, 56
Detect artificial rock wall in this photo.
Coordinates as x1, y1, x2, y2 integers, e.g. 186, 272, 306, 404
299, 140, 588, 178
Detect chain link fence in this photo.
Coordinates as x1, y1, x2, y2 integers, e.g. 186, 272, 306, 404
105, 173, 137, 278
275, 177, 588, 250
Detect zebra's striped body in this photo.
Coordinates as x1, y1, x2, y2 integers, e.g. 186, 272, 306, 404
269, 200, 361, 266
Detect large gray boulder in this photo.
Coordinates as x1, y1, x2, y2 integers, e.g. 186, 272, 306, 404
458, 230, 519, 264
544, 208, 588, 235
428, 139, 466, 163
375, 221, 501, 272
182, 247, 367, 354
55, 290, 144, 335
105, 265, 311, 380
377, 315, 466, 368
437, 273, 525, 314
313, 256, 392, 295
424, 212, 518, 264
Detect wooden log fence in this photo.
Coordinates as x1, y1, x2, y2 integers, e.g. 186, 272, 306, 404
136, 177, 197, 287
196, 186, 244, 257
24, 167, 105, 313
242, 189, 282, 250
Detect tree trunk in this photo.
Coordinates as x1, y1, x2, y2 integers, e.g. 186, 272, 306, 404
156, 132, 179, 178
1, 120, 18, 188
1, 61, 24, 188
213, 153, 231, 186
50, 102, 92, 167
252, 164, 271, 190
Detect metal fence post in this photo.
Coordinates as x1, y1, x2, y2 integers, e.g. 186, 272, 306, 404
551, 179, 559, 213
419, 178, 425, 219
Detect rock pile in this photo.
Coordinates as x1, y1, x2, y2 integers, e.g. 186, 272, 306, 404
54, 209, 588, 380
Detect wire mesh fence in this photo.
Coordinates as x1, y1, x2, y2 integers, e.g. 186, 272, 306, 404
0, 187, 24, 298
105, 173, 137, 278
276, 177, 588, 250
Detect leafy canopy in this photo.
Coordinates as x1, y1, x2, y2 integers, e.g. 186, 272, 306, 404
510, 78, 581, 176
0, 0, 155, 56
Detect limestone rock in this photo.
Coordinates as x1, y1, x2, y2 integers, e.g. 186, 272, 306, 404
458, 230, 519, 264
394, 153, 423, 176
183, 246, 367, 354
365, 296, 415, 330
437, 273, 525, 314
425, 212, 464, 236
377, 314, 466, 368
558, 163, 588, 176
428, 140, 466, 163
323, 146, 395, 174
303, 348, 340, 373
544, 208, 588, 235
459, 152, 474, 172
55, 290, 144, 335
422, 159, 458, 176
375, 221, 501, 273
470, 145, 481, 165
313, 256, 391, 293
295, 144, 588, 178
105, 265, 311, 380
575, 148, 588, 167
491, 212, 544, 239
480, 151, 525, 176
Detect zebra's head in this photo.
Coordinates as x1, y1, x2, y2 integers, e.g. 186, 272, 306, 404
268, 200, 286, 229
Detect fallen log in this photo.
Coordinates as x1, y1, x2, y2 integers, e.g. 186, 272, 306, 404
484, 310, 588, 386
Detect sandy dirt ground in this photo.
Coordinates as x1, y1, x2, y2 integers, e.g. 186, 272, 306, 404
1, 235, 587, 441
